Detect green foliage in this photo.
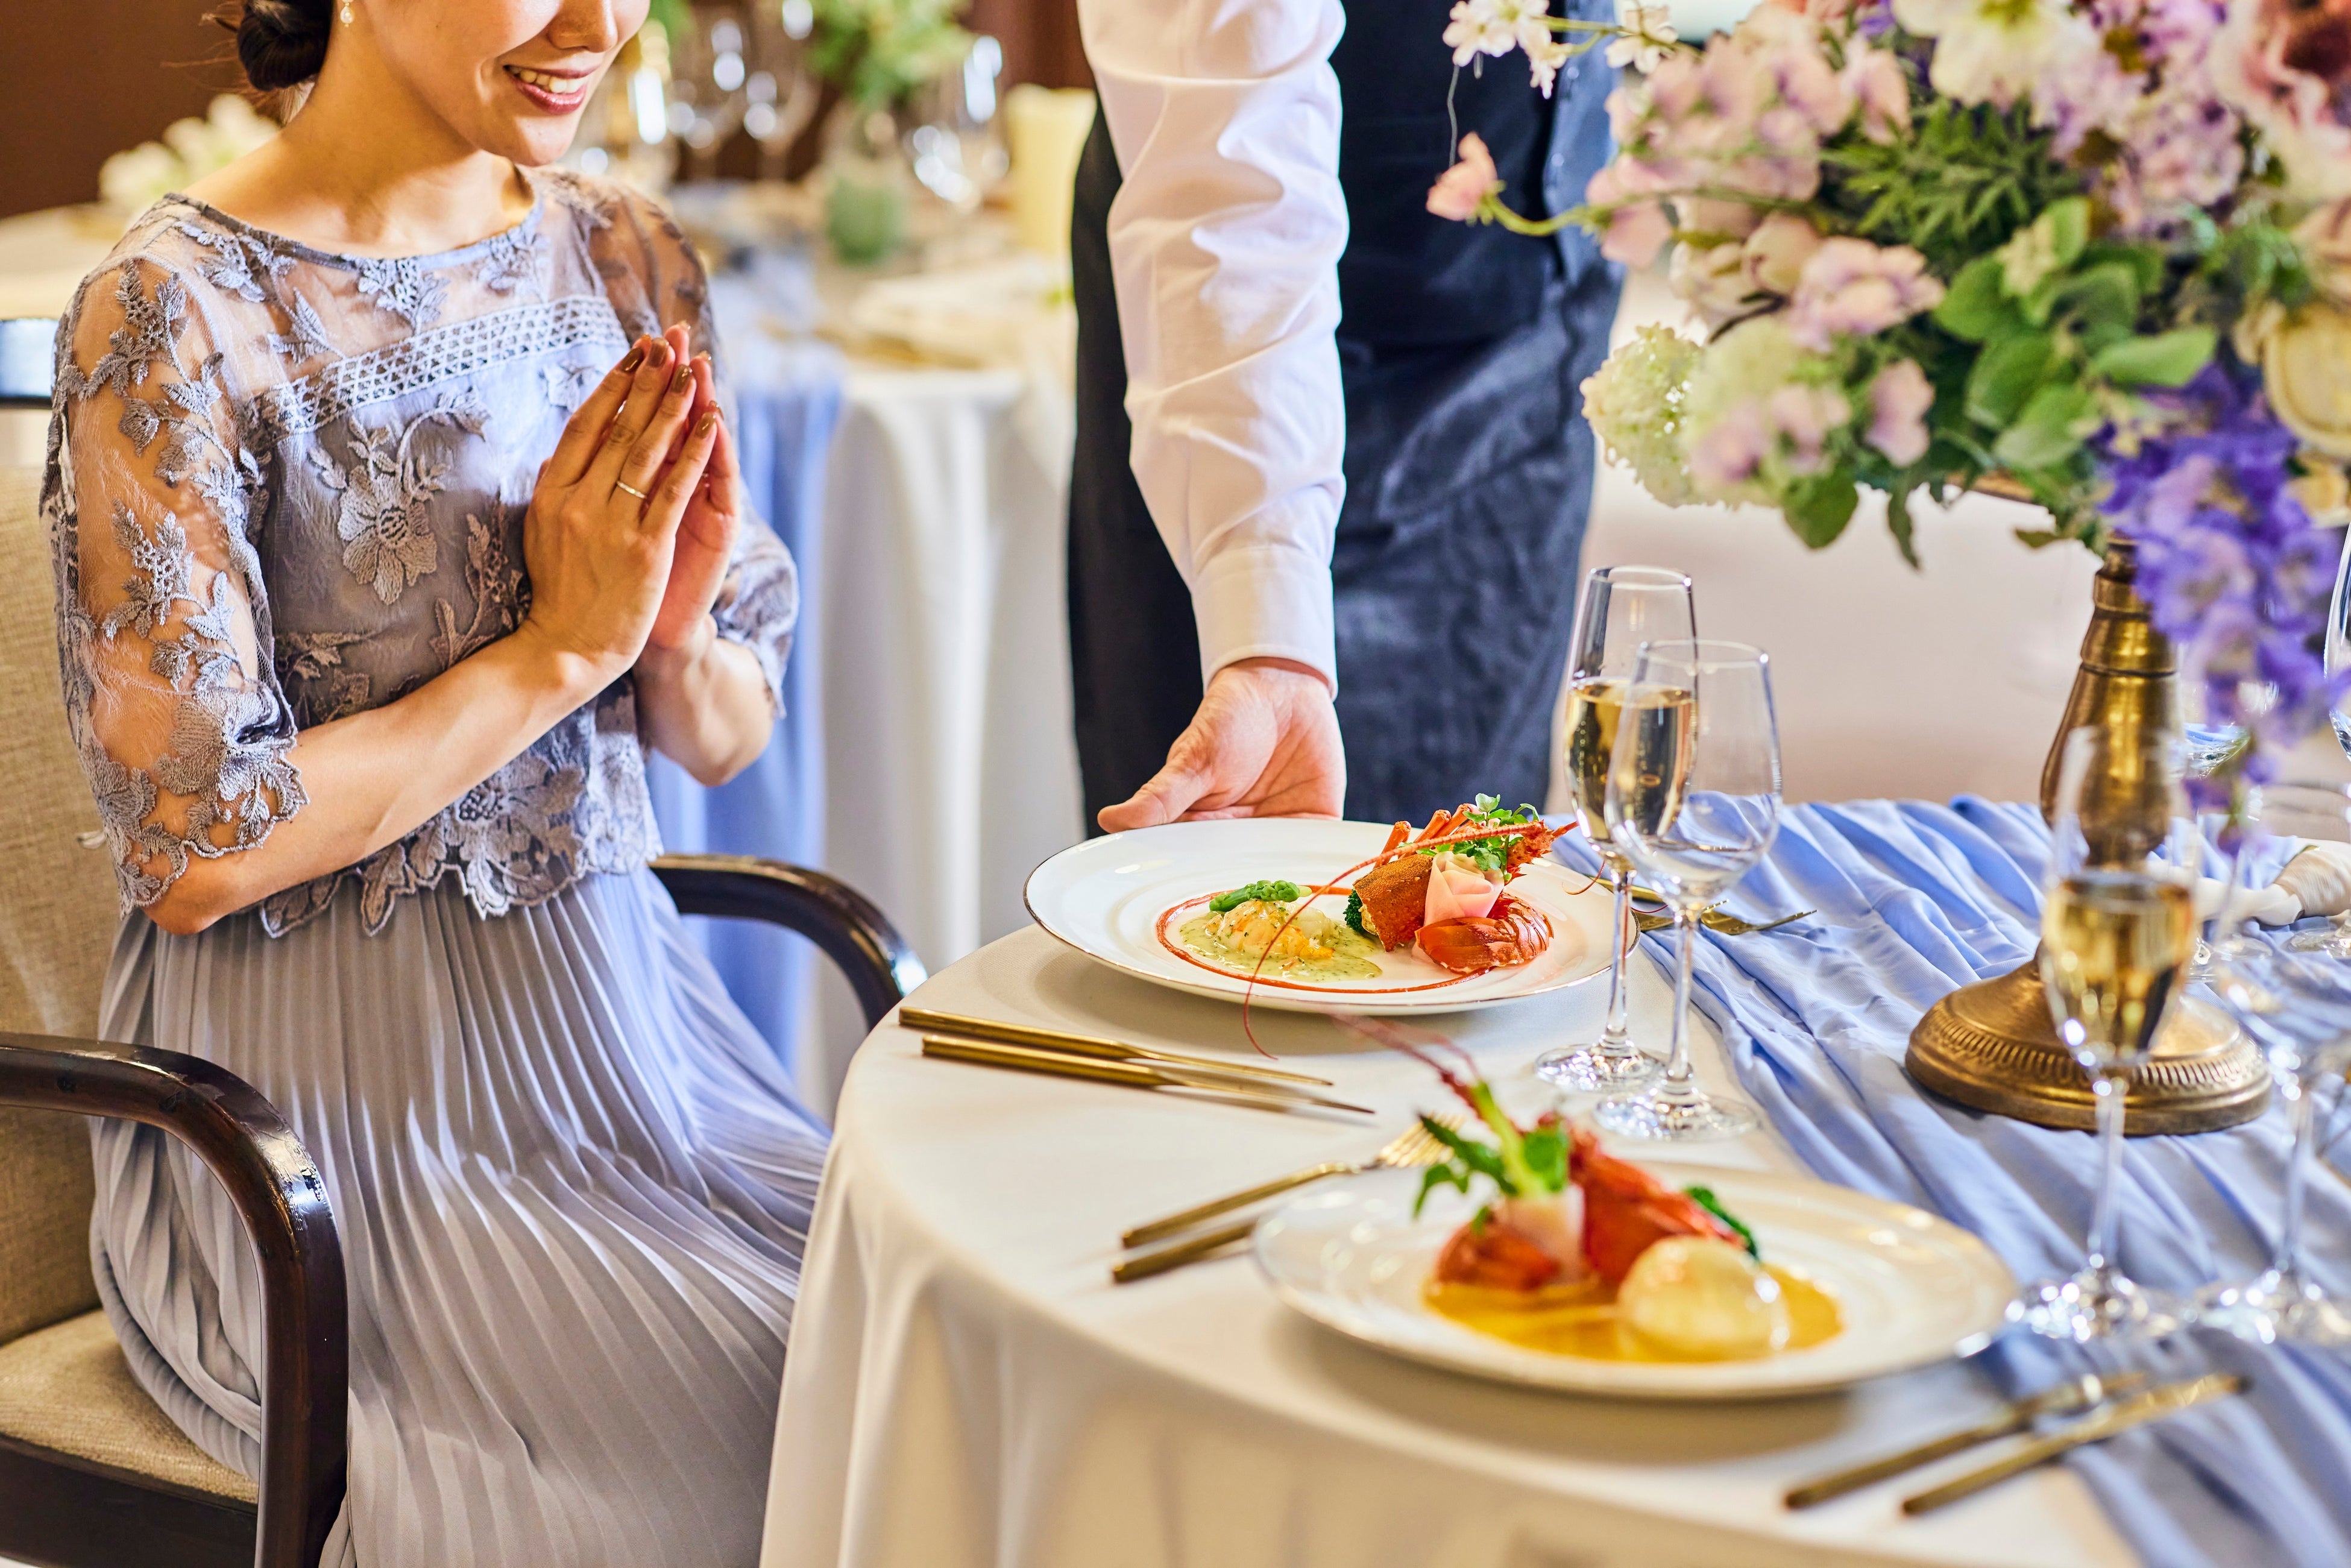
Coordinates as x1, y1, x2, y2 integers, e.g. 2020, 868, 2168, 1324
1420, 795, 1544, 876
1410, 1090, 1569, 1218
2089, 326, 2217, 387
1783, 471, 1858, 547
1344, 889, 1369, 937
1209, 880, 1303, 914
808, 0, 972, 110
1820, 99, 2086, 269
1682, 1185, 1760, 1259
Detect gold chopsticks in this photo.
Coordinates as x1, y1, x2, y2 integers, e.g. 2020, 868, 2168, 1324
918, 1035, 1374, 1116
899, 1007, 1333, 1087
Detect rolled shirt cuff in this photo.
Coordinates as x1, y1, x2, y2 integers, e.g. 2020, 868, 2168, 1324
1188, 542, 1338, 694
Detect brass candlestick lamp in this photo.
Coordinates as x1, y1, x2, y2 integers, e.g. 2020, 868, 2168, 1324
1903, 538, 2272, 1134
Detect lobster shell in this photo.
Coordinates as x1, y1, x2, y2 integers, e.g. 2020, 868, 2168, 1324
1413, 895, 1552, 974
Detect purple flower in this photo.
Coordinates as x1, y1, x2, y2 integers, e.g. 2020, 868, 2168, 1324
2097, 356, 2351, 795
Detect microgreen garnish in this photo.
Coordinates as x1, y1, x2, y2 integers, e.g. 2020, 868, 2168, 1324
1682, 1185, 1760, 1260
1419, 795, 1544, 876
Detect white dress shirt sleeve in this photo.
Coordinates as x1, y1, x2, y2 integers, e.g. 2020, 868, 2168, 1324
1075, 0, 1350, 691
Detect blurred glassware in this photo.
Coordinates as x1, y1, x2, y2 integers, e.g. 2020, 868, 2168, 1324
669, 7, 752, 180
2195, 782, 2351, 1346
2326, 526, 2351, 760
745, 0, 824, 181
827, 110, 911, 265
562, 28, 675, 195
901, 34, 1007, 212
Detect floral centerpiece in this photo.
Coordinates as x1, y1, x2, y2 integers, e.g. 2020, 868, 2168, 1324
1429, 0, 2351, 795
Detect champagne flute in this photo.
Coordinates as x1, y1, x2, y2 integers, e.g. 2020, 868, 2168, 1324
1593, 640, 1779, 1141
2195, 781, 2351, 1344
1534, 566, 1696, 1092
2012, 725, 2198, 1342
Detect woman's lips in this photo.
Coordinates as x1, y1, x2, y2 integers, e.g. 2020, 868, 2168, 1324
504, 65, 593, 113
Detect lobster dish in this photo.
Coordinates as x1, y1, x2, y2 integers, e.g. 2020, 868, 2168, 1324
1406, 1051, 1842, 1364
1166, 798, 1579, 989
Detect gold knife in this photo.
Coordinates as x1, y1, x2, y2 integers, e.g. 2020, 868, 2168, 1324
919, 1036, 1374, 1116
1785, 1371, 2151, 1508
1901, 1373, 2247, 1516
1111, 1217, 1257, 1284
900, 1007, 1334, 1087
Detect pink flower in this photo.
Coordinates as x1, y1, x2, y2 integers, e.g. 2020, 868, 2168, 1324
1670, 241, 1755, 324
1604, 201, 1676, 265
2212, 0, 2351, 198
1679, 197, 1762, 240
1689, 405, 1772, 492
1426, 134, 1501, 222
1785, 239, 1947, 349
1841, 46, 1912, 142
1764, 383, 1850, 472
1585, 162, 1676, 265
1741, 212, 1824, 294
1866, 359, 1936, 466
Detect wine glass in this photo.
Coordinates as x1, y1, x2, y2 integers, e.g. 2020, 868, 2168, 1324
744, 0, 822, 181
902, 35, 1009, 213
667, 8, 752, 181
1535, 566, 1696, 1092
2012, 724, 2200, 1342
1592, 639, 1780, 1141
2194, 781, 2351, 1344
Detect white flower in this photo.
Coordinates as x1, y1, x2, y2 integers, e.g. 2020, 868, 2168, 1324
1890, 0, 2095, 109
1608, 0, 1680, 72
1445, 0, 1552, 65
1528, 33, 1573, 94
1580, 327, 1705, 506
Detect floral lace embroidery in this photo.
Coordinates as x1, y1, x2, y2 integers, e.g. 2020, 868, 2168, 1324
476, 224, 548, 297
310, 389, 487, 603
353, 256, 446, 332
430, 503, 526, 668
54, 174, 793, 937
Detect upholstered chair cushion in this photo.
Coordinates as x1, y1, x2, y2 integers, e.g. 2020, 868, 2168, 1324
0, 461, 113, 1347
0, 1311, 254, 1501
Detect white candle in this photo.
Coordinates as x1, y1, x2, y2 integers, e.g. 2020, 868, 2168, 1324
1005, 86, 1098, 257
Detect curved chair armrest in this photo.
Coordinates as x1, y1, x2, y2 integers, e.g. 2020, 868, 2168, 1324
0, 1033, 345, 1568
650, 854, 927, 1027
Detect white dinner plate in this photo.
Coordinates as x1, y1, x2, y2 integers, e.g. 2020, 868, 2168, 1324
1022, 818, 1616, 1014
1254, 1165, 2016, 1400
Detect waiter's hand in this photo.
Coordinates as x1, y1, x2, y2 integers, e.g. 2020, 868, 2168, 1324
1098, 658, 1345, 831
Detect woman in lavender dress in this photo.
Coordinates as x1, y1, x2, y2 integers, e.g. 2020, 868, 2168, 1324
44, 2, 828, 1563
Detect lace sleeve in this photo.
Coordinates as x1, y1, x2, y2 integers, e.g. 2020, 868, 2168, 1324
46, 256, 304, 910
619, 188, 801, 712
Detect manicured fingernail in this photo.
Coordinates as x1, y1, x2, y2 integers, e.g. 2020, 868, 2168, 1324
671, 364, 694, 395
618, 342, 645, 371
696, 410, 718, 436
647, 339, 670, 368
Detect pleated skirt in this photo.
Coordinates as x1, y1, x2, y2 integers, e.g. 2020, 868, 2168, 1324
88, 867, 829, 1568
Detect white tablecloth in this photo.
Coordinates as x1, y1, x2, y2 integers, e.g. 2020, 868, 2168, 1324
759, 932, 2133, 1568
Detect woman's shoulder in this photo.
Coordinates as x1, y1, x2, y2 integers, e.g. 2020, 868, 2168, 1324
54, 198, 266, 388
534, 168, 709, 331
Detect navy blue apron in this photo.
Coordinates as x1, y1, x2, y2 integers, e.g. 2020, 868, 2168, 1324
1066, 0, 1623, 827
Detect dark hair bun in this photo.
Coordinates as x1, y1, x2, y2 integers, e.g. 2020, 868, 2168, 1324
220, 0, 331, 92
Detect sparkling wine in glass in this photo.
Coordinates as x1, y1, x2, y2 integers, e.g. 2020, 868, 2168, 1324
1534, 566, 1696, 1093
2012, 725, 2197, 1342
1592, 640, 1779, 1141
2195, 781, 2351, 1344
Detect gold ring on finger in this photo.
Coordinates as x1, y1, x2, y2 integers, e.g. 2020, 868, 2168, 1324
615, 480, 650, 501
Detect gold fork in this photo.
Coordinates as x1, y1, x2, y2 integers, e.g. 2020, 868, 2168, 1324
1630, 896, 1814, 937
1119, 1116, 1459, 1251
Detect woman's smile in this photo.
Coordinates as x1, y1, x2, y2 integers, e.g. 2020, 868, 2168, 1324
502, 61, 596, 113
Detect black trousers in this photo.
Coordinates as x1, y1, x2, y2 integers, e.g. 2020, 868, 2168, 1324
1066, 110, 1622, 829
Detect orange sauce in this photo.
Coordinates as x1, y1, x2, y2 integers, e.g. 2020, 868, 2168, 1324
1424, 1266, 1843, 1362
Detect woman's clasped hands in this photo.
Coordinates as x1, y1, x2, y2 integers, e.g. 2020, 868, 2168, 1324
517, 323, 745, 685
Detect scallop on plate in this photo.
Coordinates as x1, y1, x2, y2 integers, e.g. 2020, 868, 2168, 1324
1253, 1165, 2018, 1400
1022, 817, 1617, 1015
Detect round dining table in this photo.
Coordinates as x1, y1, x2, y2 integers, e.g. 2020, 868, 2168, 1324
758, 917, 2133, 1567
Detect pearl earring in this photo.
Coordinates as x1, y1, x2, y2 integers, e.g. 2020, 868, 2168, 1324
340, 1, 353, 21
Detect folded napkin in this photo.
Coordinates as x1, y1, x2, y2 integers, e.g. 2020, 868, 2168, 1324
2198, 842, 2351, 927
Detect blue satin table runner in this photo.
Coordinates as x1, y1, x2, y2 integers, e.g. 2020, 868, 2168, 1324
1564, 798, 2351, 1568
